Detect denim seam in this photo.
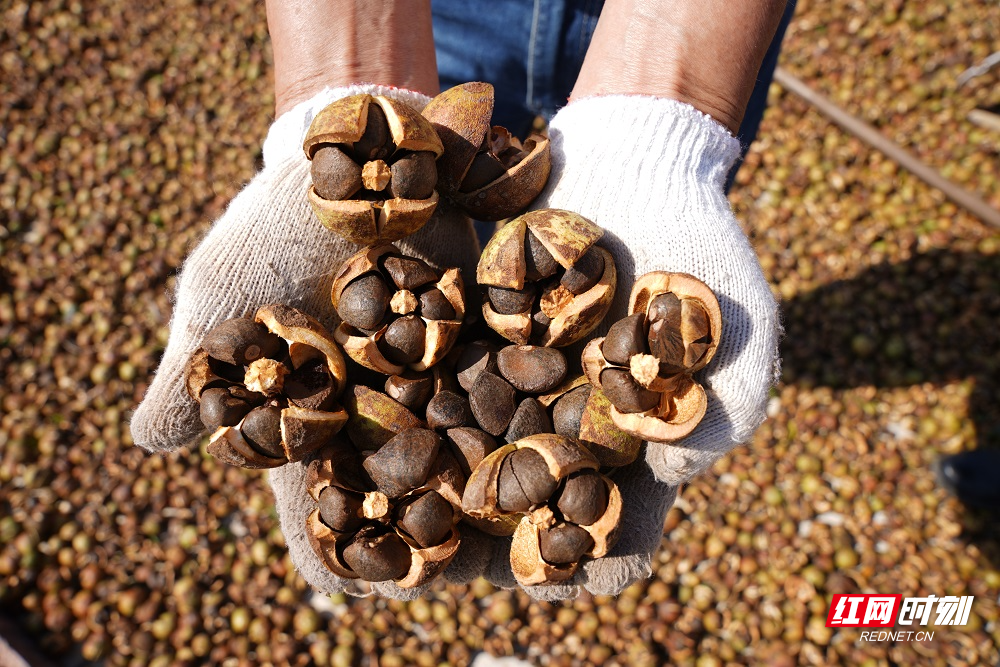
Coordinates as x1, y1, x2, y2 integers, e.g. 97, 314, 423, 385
526, 0, 543, 111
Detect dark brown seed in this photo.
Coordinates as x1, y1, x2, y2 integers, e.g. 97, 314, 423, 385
556, 470, 608, 526
285, 358, 336, 411
496, 456, 531, 512
648, 319, 685, 371
324, 439, 373, 490
388, 151, 437, 199
339, 274, 390, 331
363, 428, 441, 498
381, 255, 438, 291
203, 318, 284, 366
317, 485, 364, 533
341, 527, 411, 582
524, 231, 559, 281
469, 372, 518, 436
240, 406, 284, 458
227, 386, 266, 407
510, 448, 558, 505
560, 247, 605, 295
199, 387, 255, 431
648, 293, 686, 370
207, 357, 246, 384
352, 103, 394, 163
384, 373, 434, 411
425, 391, 473, 431
538, 523, 594, 565
530, 309, 551, 340
459, 152, 506, 192
603, 313, 649, 366
311, 145, 363, 200
600, 368, 660, 414
504, 398, 554, 443
444, 427, 496, 477
497, 448, 558, 512
455, 341, 498, 392
396, 491, 454, 548
379, 315, 426, 365
647, 292, 683, 327
552, 385, 592, 438
418, 288, 456, 321
487, 284, 536, 315
496, 345, 567, 394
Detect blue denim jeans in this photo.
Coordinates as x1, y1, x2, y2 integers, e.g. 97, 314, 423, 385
432, 0, 797, 192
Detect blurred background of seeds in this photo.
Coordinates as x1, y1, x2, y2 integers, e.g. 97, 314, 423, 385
0, 0, 997, 665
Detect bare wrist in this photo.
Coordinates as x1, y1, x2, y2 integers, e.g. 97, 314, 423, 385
267, 0, 439, 118
571, 0, 786, 134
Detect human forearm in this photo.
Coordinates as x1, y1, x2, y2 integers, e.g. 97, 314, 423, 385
267, 0, 439, 117
571, 0, 787, 133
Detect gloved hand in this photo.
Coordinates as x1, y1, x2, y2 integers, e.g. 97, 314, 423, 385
132, 87, 779, 601
129, 84, 494, 599
482, 95, 781, 601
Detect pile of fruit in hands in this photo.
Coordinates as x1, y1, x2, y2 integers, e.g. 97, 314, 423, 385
184, 83, 722, 590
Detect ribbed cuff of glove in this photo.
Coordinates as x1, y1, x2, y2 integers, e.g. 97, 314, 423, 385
550, 95, 740, 187
543, 95, 742, 280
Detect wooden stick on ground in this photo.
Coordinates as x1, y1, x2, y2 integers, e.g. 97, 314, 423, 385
773, 66, 1000, 229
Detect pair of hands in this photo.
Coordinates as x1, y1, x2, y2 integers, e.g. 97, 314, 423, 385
129, 82, 780, 600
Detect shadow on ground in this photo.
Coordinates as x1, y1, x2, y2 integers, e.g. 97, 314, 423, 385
780, 248, 1000, 565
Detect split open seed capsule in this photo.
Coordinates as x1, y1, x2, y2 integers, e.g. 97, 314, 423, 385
477, 209, 616, 347
582, 272, 722, 443
421, 82, 551, 221
461, 433, 622, 585
185, 305, 349, 468
305, 428, 465, 588
303, 94, 444, 245
332, 244, 465, 375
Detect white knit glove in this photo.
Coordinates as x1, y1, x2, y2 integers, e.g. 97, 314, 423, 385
129, 85, 493, 599
484, 96, 781, 600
